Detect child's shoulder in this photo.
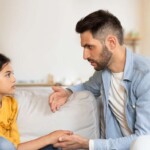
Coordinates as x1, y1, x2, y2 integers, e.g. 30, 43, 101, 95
3, 96, 18, 111
3, 96, 17, 105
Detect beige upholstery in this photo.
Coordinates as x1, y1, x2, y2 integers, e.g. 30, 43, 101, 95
15, 87, 100, 142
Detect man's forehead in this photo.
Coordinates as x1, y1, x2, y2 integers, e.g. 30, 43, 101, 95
80, 34, 99, 47
80, 32, 93, 45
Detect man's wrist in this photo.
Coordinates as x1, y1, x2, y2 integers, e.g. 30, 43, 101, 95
65, 88, 73, 96
82, 139, 89, 149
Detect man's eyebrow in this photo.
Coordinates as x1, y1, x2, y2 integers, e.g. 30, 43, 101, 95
82, 44, 94, 48
81, 43, 88, 47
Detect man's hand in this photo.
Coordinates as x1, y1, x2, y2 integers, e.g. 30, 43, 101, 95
46, 130, 73, 145
49, 86, 72, 112
53, 134, 89, 150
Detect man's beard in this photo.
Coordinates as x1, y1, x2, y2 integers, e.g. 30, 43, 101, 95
87, 45, 112, 71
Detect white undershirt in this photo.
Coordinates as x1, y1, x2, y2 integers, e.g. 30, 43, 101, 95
89, 72, 132, 150
109, 72, 131, 136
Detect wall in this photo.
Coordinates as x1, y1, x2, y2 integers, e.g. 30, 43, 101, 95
140, 0, 150, 56
0, 0, 142, 84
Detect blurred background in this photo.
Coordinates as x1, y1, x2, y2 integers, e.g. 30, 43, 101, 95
0, 0, 149, 85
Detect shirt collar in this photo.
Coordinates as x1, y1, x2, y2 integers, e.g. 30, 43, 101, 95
123, 48, 133, 81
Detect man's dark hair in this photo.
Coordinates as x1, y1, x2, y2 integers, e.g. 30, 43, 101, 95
0, 53, 10, 71
76, 10, 124, 45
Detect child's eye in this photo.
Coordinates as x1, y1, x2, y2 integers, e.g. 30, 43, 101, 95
5, 73, 11, 78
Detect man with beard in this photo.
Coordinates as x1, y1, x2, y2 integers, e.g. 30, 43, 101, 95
49, 10, 150, 150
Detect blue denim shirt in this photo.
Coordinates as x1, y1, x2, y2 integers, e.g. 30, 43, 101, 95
69, 49, 150, 150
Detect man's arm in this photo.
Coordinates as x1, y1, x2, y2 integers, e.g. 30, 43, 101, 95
54, 72, 150, 150
49, 71, 102, 112
69, 71, 102, 97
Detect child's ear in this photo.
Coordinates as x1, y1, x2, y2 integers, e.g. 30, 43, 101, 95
105, 35, 117, 51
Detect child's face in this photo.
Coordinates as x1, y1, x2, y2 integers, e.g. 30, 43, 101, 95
0, 63, 16, 96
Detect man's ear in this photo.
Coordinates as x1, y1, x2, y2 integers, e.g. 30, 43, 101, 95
105, 35, 117, 51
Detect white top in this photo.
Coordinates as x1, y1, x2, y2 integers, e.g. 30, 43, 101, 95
109, 72, 131, 136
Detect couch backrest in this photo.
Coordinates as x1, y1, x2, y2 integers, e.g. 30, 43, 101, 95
15, 87, 100, 142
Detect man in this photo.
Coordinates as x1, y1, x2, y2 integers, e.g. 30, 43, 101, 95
49, 10, 150, 150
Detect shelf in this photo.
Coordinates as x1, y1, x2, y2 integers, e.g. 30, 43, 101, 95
16, 83, 54, 87
124, 37, 140, 52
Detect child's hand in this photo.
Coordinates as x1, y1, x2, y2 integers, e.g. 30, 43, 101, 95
46, 130, 73, 144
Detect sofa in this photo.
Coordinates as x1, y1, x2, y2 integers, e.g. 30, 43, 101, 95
15, 86, 150, 150
15, 86, 100, 143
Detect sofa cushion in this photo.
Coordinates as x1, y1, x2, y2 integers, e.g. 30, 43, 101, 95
15, 87, 100, 142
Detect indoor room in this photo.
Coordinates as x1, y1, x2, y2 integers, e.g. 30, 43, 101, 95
0, 1, 150, 150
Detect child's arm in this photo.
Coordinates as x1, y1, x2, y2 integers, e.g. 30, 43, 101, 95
17, 130, 73, 150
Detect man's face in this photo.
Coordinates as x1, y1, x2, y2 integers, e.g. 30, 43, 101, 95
0, 63, 16, 96
80, 31, 112, 71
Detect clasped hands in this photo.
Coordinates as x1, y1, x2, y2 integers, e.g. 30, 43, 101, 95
53, 133, 89, 150
49, 86, 89, 149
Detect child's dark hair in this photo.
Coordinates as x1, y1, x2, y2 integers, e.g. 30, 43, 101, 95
0, 53, 10, 71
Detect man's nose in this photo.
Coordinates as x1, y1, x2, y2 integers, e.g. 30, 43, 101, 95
83, 49, 90, 60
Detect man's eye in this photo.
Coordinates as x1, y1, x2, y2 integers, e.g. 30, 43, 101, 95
88, 45, 93, 49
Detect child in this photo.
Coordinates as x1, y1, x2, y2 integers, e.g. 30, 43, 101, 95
0, 53, 72, 150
